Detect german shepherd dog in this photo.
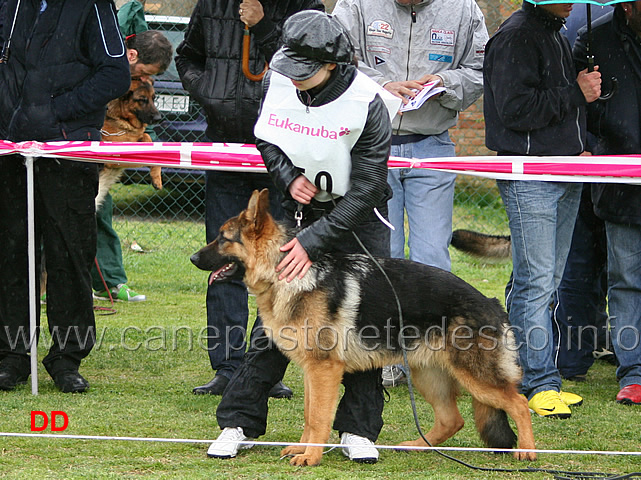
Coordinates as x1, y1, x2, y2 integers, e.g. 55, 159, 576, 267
97, 78, 163, 209
191, 190, 536, 466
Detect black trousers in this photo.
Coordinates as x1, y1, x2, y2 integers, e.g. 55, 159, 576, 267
217, 204, 390, 441
0, 155, 98, 377
203, 171, 283, 378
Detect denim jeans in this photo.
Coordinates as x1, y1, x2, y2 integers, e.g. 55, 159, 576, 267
604, 221, 641, 389
388, 132, 457, 271
498, 180, 582, 398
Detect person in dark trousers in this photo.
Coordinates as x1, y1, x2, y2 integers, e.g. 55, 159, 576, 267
207, 10, 399, 463
175, 0, 324, 397
0, 0, 130, 392
483, 1, 601, 419
573, 1, 641, 405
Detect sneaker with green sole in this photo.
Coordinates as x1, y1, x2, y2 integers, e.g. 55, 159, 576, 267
94, 284, 146, 302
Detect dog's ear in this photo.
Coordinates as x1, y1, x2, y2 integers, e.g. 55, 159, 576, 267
246, 189, 271, 231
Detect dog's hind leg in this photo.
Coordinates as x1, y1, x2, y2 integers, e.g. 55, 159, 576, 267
454, 372, 536, 461
286, 359, 344, 467
396, 365, 464, 449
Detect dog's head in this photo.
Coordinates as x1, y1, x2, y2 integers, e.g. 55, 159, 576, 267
122, 79, 162, 126
191, 189, 282, 287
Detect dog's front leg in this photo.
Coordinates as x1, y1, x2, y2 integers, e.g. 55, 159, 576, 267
288, 359, 344, 467
281, 373, 312, 457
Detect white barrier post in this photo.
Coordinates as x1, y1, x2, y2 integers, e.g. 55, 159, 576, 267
24, 155, 38, 395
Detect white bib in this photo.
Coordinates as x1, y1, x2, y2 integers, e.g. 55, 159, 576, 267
255, 70, 400, 202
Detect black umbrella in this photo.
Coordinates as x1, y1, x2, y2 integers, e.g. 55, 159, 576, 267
526, 0, 624, 99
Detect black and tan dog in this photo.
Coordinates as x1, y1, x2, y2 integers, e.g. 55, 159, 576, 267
190, 190, 536, 466
97, 78, 163, 209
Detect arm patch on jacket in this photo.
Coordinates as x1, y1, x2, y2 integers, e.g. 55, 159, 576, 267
94, 1, 125, 58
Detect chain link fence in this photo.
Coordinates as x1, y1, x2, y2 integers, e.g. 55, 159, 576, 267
112, 0, 520, 253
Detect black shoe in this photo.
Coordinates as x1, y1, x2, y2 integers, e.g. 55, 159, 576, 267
268, 381, 293, 399
52, 370, 89, 393
193, 375, 229, 395
0, 364, 29, 391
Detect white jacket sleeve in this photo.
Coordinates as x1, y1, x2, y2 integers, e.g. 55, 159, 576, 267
333, 0, 389, 86
436, 2, 488, 111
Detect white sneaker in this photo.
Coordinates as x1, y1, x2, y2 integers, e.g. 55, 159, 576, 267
382, 365, 407, 387
340, 432, 379, 463
207, 427, 254, 459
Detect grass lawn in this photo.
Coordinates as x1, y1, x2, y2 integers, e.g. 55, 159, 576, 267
1, 219, 639, 479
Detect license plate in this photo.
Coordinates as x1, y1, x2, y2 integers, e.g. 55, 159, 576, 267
156, 94, 189, 113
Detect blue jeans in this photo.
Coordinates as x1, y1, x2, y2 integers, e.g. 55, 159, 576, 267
604, 221, 641, 389
204, 171, 283, 379
388, 132, 457, 271
498, 180, 582, 398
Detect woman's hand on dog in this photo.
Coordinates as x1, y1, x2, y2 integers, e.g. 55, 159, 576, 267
277, 238, 312, 282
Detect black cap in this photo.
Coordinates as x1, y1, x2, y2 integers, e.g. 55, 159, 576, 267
270, 10, 355, 81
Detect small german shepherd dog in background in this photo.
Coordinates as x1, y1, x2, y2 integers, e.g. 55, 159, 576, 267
191, 190, 535, 466
97, 78, 163, 209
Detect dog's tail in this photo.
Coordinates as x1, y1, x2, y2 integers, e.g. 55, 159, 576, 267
451, 229, 511, 259
473, 400, 517, 450
96, 166, 125, 211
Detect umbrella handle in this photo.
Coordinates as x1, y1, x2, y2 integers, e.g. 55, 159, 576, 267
242, 24, 268, 82
598, 76, 618, 101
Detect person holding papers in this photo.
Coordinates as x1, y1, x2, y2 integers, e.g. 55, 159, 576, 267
333, 0, 489, 387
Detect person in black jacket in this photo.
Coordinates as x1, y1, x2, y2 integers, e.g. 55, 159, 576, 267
0, 0, 130, 392
207, 10, 400, 463
483, 1, 601, 419
176, 0, 323, 398
573, 2, 641, 405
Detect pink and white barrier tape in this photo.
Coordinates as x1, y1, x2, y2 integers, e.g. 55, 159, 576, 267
2, 140, 640, 183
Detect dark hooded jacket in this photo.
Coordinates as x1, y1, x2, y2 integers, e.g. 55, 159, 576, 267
257, 65, 392, 260
574, 7, 641, 225
175, 0, 324, 143
483, 1, 588, 156
0, 0, 130, 142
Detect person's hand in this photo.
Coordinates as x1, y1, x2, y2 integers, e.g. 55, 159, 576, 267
239, 0, 264, 27
417, 73, 443, 88
577, 67, 601, 103
277, 238, 312, 282
288, 175, 318, 205
383, 80, 426, 104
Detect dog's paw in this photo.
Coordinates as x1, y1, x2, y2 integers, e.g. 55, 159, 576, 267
288, 453, 322, 467
394, 438, 428, 451
149, 166, 163, 190
513, 449, 537, 461
280, 445, 306, 457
